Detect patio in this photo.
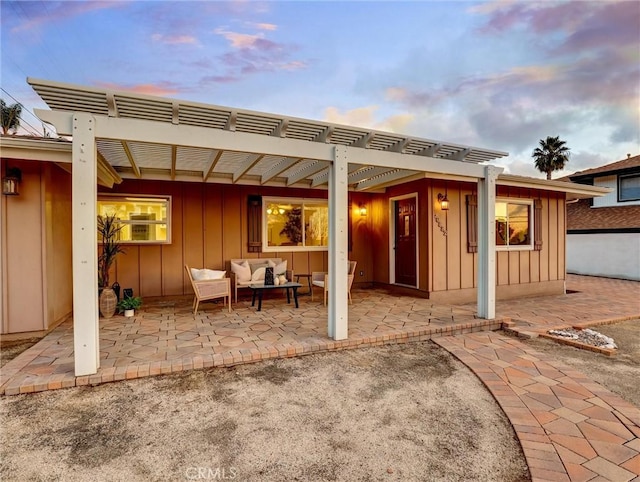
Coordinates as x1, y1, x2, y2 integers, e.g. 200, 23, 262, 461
0, 288, 503, 395
2, 274, 638, 397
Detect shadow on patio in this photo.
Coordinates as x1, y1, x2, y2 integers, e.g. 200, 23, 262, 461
0, 289, 503, 395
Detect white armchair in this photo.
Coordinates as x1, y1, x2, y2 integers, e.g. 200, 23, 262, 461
311, 260, 357, 306
185, 265, 231, 314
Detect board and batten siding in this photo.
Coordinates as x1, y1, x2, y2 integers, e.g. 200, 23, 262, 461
1, 160, 72, 334
103, 180, 376, 298
371, 179, 566, 301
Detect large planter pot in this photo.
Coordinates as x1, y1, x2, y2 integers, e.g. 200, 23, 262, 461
99, 287, 117, 318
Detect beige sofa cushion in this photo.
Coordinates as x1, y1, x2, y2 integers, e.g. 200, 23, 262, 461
230, 260, 251, 282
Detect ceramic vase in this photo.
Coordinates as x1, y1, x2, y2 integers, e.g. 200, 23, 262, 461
99, 287, 117, 318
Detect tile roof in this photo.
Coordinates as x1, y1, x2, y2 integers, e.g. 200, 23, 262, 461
567, 198, 640, 230
568, 154, 640, 180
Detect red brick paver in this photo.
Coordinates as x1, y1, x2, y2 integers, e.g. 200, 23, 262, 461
435, 332, 640, 482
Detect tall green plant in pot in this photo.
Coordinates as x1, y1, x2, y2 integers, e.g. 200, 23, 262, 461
98, 214, 126, 318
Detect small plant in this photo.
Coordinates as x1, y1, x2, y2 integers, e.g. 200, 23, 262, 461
117, 296, 142, 313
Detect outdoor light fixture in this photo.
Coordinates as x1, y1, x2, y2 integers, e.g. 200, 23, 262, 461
2, 167, 22, 196
359, 204, 368, 216
267, 205, 285, 215
437, 193, 449, 211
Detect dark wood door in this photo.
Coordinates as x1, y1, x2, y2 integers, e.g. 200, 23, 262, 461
394, 197, 417, 286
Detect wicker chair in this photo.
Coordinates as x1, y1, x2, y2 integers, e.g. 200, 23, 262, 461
311, 260, 357, 306
185, 265, 231, 314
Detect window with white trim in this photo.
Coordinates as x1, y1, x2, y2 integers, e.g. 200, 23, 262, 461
619, 173, 640, 202
263, 197, 328, 251
97, 194, 171, 244
495, 199, 533, 250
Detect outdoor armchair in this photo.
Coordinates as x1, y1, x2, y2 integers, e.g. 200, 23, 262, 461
311, 260, 357, 306
185, 265, 231, 315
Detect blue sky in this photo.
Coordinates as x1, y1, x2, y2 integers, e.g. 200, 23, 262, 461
1, 0, 638, 178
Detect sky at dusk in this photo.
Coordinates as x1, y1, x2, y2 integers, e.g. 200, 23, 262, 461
1, 0, 638, 178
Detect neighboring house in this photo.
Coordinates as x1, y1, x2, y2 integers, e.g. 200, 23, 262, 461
0, 79, 606, 376
564, 155, 640, 281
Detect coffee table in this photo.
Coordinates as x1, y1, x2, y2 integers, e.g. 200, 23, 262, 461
249, 282, 302, 311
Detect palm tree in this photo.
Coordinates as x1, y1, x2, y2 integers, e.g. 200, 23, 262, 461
532, 136, 571, 180
1, 99, 23, 135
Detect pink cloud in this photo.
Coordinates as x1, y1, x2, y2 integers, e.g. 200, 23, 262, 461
151, 33, 199, 45
255, 22, 277, 31
214, 28, 266, 49
94, 81, 182, 97
210, 26, 308, 80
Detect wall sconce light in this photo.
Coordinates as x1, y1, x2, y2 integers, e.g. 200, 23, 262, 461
359, 204, 367, 216
437, 193, 449, 211
2, 167, 22, 196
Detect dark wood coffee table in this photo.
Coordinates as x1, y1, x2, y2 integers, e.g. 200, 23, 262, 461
249, 282, 302, 311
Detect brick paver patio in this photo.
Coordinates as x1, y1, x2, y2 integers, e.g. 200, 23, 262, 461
435, 332, 640, 482
0, 289, 501, 395
2, 274, 639, 481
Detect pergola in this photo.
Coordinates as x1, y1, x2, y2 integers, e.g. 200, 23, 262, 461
30, 78, 508, 376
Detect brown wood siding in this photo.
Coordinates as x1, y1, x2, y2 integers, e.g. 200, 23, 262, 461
100, 178, 566, 299
102, 180, 373, 297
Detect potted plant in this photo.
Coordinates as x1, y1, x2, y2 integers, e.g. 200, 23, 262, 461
98, 213, 126, 318
117, 296, 142, 318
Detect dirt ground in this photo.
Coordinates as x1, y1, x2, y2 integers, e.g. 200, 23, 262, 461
0, 338, 40, 368
523, 319, 640, 406
0, 341, 529, 482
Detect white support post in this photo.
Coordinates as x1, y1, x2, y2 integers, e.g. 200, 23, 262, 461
72, 113, 100, 376
327, 145, 349, 340
477, 165, 501, 319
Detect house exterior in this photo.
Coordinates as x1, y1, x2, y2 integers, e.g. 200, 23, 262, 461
0, 78, 606, 376
564, 155, 640, 281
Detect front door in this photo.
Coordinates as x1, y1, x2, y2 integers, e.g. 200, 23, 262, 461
394, 197, 417, 286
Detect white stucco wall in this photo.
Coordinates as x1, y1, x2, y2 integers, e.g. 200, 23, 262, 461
567, 233, 640, 280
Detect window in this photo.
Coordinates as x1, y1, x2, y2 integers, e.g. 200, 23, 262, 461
97, 195, 171, 244
619, 173, 640, 202
495, 199, 533, 250
263, 197, 328, 251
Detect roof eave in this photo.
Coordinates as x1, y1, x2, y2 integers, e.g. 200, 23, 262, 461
497, 174, 611, 199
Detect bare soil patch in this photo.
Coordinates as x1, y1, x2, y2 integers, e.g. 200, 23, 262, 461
0, 338, 41, 368
524, 319, 640, 406
1, 341, 529, 481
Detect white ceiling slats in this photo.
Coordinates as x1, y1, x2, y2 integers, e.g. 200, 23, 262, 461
29, 78, 508, 191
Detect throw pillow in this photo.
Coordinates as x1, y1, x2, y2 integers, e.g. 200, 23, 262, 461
251, 266, 266, 282
250, 262, 269, 274
191, 268, 226, 281
268, 259, 288, 275
231, 260, 251, 282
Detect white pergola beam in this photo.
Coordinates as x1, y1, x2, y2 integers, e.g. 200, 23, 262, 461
35, 111, 336, 163
355, 169, 417, 191
477, 165, 502, 319
121, 141, 141, 178
261, 157, 302, 184
345, 146, 488, 178
203, 149, 223, 182
328, 145, 349, 340
286, 160, 328, 186
170, 145, 177, 180
232, 154, 264, 183
72, 113, 100, 376
348, 166, 390, 184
